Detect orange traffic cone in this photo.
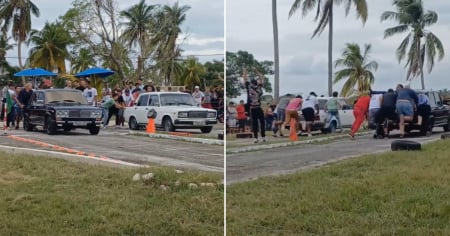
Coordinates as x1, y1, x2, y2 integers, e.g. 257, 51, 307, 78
289, 119, 298, 141
146, 118, 156, 133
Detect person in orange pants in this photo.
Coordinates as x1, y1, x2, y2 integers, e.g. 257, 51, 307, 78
350, 91, 371, 139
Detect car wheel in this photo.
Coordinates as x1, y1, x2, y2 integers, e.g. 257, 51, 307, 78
441, 133, 450, 139
129, 117, 139, 130
163, 117, 175, 132
443, 119, 450, 132
45, 117, 56, 135
201, 126, 213, 133
391, 140, 421, 151
89, 126, 100, 135
23, 117, 34, 131
329, 121, 337, 133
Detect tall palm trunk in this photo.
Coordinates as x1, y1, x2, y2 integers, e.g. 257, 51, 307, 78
327, 3, 333, 96
272, 0, 280, 101
417, 37, 425, 89
18, 40, 26, 84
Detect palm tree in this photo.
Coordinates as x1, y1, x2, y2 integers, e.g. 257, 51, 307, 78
0, 0, 40, 69
0, 35, 14, 69
120, 0, 157, 80
26, 22, 73, 73
381, 0, 444, 89
152, 3, 190, 85
272, 0, 280, 101
289, 0, 368, 96
334, 43, 378, 97
70, 48, 96, 74
176, 57, 205, 90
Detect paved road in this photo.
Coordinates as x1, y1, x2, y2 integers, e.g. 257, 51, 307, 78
0, 124, 224, 172
226, 129, 446, 184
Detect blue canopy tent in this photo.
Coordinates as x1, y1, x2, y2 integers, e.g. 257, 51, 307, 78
74, 67, 115, 88
14, 68, 58, 89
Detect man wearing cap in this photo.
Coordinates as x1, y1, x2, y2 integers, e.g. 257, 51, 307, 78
192, 86, 204, 107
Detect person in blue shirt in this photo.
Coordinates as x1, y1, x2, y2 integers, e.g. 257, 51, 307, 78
417, 93, 430, 126
395, 84, 419, 137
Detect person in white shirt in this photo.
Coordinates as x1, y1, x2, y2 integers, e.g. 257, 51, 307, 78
192, 86, 204, 107
64, 80, 73, 89
101, 82, 112, 102
82, 80, 98, 106
301, 91, 319, 137
368, 91, 383, 129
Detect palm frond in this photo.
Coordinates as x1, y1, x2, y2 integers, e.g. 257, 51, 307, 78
380, 11, 399, 22
384, 24, 409, 38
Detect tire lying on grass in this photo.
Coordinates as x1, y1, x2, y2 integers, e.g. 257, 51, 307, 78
391, 140, 421, 151
441, 133, 450, 139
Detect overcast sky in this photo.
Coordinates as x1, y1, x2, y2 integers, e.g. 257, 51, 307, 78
227, 0, 450, 98
5, 0, 224, 68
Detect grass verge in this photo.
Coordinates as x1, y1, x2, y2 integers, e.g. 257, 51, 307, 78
227, 139, 450, 235
0, 152, 223, 235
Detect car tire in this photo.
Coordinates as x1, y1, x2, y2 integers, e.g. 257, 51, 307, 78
89, 126, 100, 135
163, 117, 175, 132
329, 121, 337, 133
23, 117, 34, 131
129, 117, 139, 130
441, 133, 450, 139
201, 126, 213, 133
443, 119, 450, 132
45, 117, 56, 135
391, 140, 421, 151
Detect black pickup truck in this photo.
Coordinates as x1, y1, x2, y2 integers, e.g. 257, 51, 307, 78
385, 90, 450, 136
23, 89, 103, 135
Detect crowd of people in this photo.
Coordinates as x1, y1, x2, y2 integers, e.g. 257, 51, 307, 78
1, 78, 225, 130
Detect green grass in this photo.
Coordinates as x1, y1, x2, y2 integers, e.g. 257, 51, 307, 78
227, 139, 450, 235
0, 153, 223, 235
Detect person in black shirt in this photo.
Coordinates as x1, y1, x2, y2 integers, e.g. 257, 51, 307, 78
243, 67, 266, 143
374, 88, 398, 137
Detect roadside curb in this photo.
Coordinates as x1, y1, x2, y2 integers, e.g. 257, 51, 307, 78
128, 131, 224, 146
226, 131, 373, 154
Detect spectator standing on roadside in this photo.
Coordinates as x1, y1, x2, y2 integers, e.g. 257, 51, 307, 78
16, 83, 33, 129
64, 80, 73, 89
82, 80, 98, 106
395, 84, 418, 137
75, 79, 86, 91
236, 100, 247, 133
301, 92, 319, 137
350, 91, 371, 139
202, 87, 213, 109
243, 67, 266, 143
101, 82, 112, 102
101, 93, 120, 128
192, 86, 204, 107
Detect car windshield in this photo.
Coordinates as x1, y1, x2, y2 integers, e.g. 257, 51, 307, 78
160, 93, 196, 106
46, 90, 88, 105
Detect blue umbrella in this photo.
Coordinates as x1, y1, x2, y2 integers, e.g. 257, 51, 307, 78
74, 67, 115, 78
14, 68, 57, 77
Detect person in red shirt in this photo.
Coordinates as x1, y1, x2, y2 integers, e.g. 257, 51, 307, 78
350, 91, 371, 139
236, 100, 247, 132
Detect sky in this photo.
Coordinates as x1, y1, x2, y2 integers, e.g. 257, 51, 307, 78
227, 0, 450, 99
5, 0, 224, 68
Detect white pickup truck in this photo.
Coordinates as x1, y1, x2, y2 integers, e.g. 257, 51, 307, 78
124, 92, 218, 133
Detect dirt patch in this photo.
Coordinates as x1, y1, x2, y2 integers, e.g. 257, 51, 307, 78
0, 171, 35, 185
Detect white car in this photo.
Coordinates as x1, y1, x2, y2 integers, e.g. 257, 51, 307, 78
124, 92, 218, 133
297, 97, 354, 133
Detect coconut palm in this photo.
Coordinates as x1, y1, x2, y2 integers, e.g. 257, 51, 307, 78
0, 0, 40, 69
289, 0, 368, 96
152, 3, 190, 85
26, 22, 73, 73
0, 35, 14, 69
70, 48, 96, 74
176, 57, 205, 90
334, 43, 378, 97
120, 0, 157, 80
381, 0, 444, 89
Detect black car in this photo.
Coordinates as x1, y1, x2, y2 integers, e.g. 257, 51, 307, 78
385, 90, 450, 136
23, 89, 103, 135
